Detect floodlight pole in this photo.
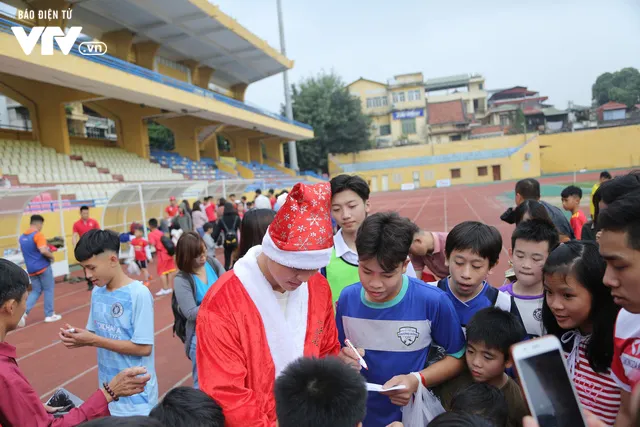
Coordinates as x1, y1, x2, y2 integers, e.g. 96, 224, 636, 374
276, 0, 299, 173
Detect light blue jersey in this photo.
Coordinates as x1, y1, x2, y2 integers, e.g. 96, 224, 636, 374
86, 281, 157, 416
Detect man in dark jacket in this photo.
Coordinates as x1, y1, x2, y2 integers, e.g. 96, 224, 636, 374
502, 178, 574, 241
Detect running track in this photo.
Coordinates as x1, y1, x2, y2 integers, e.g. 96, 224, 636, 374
8, 170, 627, 404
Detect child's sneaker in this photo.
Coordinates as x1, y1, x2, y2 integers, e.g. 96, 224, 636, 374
44, 313, 62, 323
18, 314, 27, 328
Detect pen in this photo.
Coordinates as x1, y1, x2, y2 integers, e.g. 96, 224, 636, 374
345, 339, 368, 370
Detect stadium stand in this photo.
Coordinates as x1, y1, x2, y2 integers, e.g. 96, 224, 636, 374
70, 145, 184, 182
238, 161, 292, 180
150, 150, 236, 180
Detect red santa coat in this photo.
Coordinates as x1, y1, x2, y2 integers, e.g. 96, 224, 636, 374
195, 246, 340, 427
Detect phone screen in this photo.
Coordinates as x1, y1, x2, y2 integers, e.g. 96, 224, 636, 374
518, 348, 586, 427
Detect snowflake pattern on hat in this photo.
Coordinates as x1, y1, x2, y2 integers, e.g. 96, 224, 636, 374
269, 182, 333, 252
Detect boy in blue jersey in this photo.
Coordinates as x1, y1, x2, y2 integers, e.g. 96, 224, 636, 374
431, 221, 522, 330
336, 212, 466, 427
60, 229, 157, 416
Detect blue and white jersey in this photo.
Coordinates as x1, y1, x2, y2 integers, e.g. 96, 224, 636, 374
86, 281, 157, 416
430, 277, 522, 331
336, 275, 466, 427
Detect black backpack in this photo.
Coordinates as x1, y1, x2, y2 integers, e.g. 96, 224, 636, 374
161, 235, 176, 256
221, 217, 239, 250
171, 273, 194, 344
171, 258, 226, 345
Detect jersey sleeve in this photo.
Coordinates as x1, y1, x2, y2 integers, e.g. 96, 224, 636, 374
335, 293, 346, 345
430, 292, 466, 358
33, 232, 47, 249
86, 293, 95, 332
72, 222, 79, 234
130, 286, 155, 345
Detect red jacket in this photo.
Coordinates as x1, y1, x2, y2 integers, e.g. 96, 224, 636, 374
196, 269, 339, 427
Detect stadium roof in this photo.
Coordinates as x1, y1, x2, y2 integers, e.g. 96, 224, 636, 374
60, 0, 292, 89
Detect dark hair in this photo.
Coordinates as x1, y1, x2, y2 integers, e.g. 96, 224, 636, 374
237, 209, 275, 259
429, 412, 496, 427
193, 201, 202, 212
228, 193, 236, 199
218, 197, 226, 207
561, 185, 583, 199
330, 174, 370, 202
78, 416, 164, 427
599, 188, 640, 250
268, 188, 275, 195
445, 221, 502, 267
591, 186, 602, 229
176, 232, 206, 274
80, 205, 89, 212
514, 199, 552, 225
180, 201, 191, 216
598, 172, 640, 205
0, 259, 29, 306
223, 202, 239, 217
450, 383, 508, 427
255, 189, 262, 195
600, 171, 612, 180
515, 178, 541, 200
274, 357, 367, 427
30, 214, 44, 225
466, 307, 526, 359
241, 196, 247, 201
356, 212, 418, 273
75, 229, 120, 262
149, 218, 158, 229
511, 218, 559, 252
149, 386, 224, 427
203, 222, 214, 233
542, 241, 620, 372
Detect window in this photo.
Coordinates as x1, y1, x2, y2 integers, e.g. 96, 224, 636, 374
500, 115, 510, 127
367, 96, 388, 108
477, 166, 488, 176
451, 168, 461, 179
423, 170, 434, 180
393, 174, 402, 183
401, 118, 416, 134
407, 89, 421, 101
479, 83, 483, 90
379, 125, 391, 136
366, 98, 373, 109
393, 91, 406, 103
381, 96, 388, 106
450, 134, 462, 141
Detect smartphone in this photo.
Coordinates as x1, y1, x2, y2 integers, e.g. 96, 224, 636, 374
511, 335, 587, 427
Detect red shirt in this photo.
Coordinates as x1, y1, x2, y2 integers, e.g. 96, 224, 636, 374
570, 211, 587, 240
131, 237, 148, 261
148, 229, 167, 255
0, 342, 110, 426
205, 204, 217, 222
165, 205, 179, 218
72, 218, 100, 237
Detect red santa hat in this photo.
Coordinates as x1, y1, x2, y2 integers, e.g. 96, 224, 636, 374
261, 182, 334, 270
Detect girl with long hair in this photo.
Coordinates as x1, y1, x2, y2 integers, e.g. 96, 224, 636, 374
542, 241, 621, 425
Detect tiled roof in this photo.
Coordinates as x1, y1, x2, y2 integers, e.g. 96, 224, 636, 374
427, 100, 467, 125
598, 101, 627, 111
471, 125, 504, 135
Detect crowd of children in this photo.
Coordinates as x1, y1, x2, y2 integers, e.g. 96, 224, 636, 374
1, 171, 640, 427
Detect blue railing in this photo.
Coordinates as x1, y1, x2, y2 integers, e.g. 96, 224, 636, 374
0, 17, 312, 131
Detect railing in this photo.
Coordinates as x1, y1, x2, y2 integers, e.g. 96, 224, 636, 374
0, 16, 312, 131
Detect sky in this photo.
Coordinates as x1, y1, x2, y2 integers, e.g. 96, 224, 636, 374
217, 0, 640, 113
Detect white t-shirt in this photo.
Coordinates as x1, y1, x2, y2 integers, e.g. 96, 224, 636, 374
273, 290, 289, 316
255, 194, 272, 210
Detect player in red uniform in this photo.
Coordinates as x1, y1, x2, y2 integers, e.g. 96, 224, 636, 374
561, 185, 587, 240
130, 226, 151, 286
72, 205, 100, 290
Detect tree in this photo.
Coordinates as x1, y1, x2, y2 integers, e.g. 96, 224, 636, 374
147, 121, 174, 150
592, 67, 640, 108
507, 109, 526, 135
284, 72, 371, 173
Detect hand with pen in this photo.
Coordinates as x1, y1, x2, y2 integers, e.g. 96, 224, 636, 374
380, 374, 420, 406
338, 339, 366, 370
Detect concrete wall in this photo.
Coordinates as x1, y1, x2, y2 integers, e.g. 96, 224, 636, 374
538, 125, 640, 173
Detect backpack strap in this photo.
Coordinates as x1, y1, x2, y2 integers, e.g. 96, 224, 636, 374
220, 218, 230, 234
175, 271, 196, 312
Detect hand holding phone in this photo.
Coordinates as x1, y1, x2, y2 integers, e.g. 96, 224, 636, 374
512, 335, 588, 427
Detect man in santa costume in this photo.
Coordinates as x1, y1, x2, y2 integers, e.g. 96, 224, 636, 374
196, 182, 342, 427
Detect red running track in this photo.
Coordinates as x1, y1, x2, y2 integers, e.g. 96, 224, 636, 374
8, 170, 627, 406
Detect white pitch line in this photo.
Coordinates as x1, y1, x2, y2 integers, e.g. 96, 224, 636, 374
412, 188, 435, 223
39, 322, 175, 401
159, 373, 192, 401
18, 340, 61, 362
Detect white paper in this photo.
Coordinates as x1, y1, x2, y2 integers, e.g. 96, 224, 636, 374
366, 383, 407, 392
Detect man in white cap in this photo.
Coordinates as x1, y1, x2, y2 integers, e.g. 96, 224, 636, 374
196, 182, 342, 427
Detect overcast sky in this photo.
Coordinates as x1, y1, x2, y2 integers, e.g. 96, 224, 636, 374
218, 0, 640, 113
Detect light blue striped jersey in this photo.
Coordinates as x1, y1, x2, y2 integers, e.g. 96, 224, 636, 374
86, 281, 157, 416
336, 275, 466, 427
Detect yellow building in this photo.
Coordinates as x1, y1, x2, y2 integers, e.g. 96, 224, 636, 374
0, 0, 313, 169
347, 73, 489, 148
329, 133, 540, 192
